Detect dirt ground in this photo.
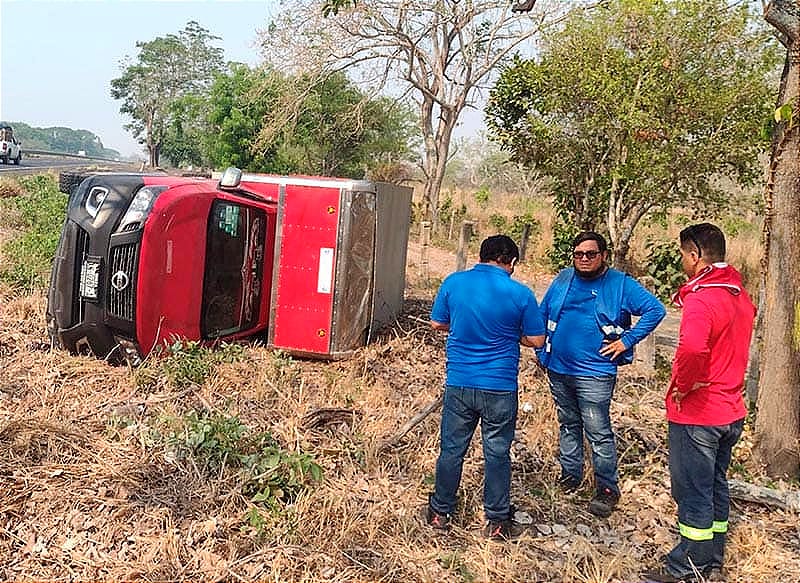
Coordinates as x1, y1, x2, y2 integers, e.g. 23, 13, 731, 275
0, 238, 797, 582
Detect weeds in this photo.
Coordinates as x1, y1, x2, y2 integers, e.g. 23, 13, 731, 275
161, 408, 323, 508
0, 174, 67, 291
134, 339, 247, 390
439, 552, 476, 583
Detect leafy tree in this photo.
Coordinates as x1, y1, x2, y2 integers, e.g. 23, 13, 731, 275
110, 21, 224, 167
161, 94, 208, 168
202, 64, 272, 171
205, 65, 416, 178
754, 0, 800, 478
486, 0, 780, 267
262, 0, 573, 229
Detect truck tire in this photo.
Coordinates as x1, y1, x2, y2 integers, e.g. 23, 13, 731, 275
59, 171, 89, 196
13, 152, 21, 165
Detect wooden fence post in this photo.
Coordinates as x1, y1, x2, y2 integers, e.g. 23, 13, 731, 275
519, 224, 532, 262
420, 221, 431, 281
456, 221, 474, 272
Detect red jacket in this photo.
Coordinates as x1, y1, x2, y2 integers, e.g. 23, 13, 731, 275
667, 264, 756, 425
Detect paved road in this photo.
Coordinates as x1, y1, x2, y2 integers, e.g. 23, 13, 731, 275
0, 154, 135, 176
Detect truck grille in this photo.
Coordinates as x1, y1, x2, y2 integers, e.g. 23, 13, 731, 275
71, 226, 90, 327
107, 243, 139, 321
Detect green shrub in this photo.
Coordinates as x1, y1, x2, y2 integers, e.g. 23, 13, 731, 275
244, 432, 323, 503
164, 409, 323, 505
645, 238, 686, 301
0, 174, 67, 291
547, 221, 578, 270
135, 339, 247, 390
509, 213, 541, 243
474, 185, 490, 210
180, 409, 249, 469
440, 192, 466, 222
488, 213, 507, 231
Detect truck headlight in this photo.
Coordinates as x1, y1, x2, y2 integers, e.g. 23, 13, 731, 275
116, 186, 167, 232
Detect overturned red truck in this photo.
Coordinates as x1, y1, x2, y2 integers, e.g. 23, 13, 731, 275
47, 168, 412, 364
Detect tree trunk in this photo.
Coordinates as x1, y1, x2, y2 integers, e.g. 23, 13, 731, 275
610, 201, 649, 270
754, 0, 800, 478
419, 92, 460, 234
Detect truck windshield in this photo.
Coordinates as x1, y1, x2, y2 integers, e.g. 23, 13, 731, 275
202, 200, 266, 338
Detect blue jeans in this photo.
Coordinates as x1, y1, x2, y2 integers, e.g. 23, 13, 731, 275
547, 371, 619, 493
430, 386, 518, 521
666, 420, 744, 577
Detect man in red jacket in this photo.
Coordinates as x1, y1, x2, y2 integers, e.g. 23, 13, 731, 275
643, 223, 756, 583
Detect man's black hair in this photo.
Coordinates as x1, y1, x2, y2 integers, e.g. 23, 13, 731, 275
680, 223, 725, 262
479, 235, 519, 265
572, 231, 608, 253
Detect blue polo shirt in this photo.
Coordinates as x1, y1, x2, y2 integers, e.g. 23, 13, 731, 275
431, 263, 544, 391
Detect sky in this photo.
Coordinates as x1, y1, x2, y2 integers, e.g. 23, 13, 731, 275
0, 0, 279, 158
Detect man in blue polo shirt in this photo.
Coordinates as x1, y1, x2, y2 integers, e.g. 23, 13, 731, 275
427, 235, 545, 541
538, 231, 665, 518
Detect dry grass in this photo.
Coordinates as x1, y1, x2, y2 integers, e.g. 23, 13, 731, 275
0, 241, 796, 582
425, 183, 764, 292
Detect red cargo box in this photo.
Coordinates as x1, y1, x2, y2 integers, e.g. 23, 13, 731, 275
236, 174, 412, 358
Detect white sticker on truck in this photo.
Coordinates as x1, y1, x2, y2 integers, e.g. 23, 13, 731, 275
318, 247, 334, 294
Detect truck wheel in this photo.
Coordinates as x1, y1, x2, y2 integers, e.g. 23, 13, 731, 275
13, 152, 21, 165
0, 156, 7, 164
59, 171, 89, 196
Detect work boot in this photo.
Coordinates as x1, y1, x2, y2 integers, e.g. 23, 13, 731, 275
588, 486, 620, 518
426, 505, 451, 531
484, 518, 523, 541
557, 472, 581, 493
426, 494, 451, 531
641, 565, 706, 582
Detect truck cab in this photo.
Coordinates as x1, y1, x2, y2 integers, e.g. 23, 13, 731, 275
48, 172, 278, 363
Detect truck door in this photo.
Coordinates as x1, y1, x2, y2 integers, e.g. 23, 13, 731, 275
201, 200, 267, 338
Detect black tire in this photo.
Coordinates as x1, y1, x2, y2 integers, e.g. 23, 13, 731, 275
58, 171, 90, 196
12, 152, 21, 165
0, 156, 7, 164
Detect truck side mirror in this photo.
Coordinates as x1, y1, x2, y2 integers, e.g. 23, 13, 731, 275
218, 167, 242, 189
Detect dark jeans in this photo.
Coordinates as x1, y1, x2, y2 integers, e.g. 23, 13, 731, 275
547, 370, 619, 493
666, 419, 744, 577
430, 385, 518, 521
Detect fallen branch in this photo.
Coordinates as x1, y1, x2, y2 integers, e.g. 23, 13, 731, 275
378, 395, 443, 452
729, 478, 800, 512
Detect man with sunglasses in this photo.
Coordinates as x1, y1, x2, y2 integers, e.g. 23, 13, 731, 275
643, 223, 756, 583
537, 232, 665, 517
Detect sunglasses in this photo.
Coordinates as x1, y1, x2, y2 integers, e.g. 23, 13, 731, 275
573, 250, 601, 260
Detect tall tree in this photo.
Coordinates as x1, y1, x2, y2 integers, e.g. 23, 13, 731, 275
110, 21, 224, 167
205, 65, 416, 178
485, 0, 780, 266
754, 0, 800, 478
260, 0, 573, 229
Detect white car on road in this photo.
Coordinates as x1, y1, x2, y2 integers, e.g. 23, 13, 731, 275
0, 124, 23, 165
